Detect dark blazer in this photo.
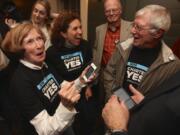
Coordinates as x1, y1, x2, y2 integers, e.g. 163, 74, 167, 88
128, 71, 180, 135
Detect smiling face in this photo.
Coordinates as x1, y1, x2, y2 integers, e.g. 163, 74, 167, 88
104, 0, 121, 24
31, 3, 47, 26
131, 15, 156, 48
22, 28, 46, 66
61, 19, 82, 46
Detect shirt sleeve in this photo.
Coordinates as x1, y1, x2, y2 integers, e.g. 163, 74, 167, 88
30, 102, 77, 135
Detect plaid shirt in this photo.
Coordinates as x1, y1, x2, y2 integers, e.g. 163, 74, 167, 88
102, 27, 120, 67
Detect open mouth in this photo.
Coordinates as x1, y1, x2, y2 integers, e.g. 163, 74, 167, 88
133, 34, 140, 40
76, 35, 82, 39
75, 37, 81, 42
134, 37, 139, 40
36, 51, 44, 57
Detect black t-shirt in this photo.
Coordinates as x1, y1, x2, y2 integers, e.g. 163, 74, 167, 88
10, 63, 63, 135
123, 44, 161, 95
46, 39, 92, 81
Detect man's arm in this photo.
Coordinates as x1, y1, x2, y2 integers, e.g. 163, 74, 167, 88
102, 85, 145, 135
92, 27, 100, 72
103, 48, 120, 101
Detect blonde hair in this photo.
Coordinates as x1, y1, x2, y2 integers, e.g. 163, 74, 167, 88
2, 22, 46, 54
136, 4, 171, 32
31, 0, 51, 27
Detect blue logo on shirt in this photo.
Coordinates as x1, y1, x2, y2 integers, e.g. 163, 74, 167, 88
37, 74, 59, 102
61, 51, 83, 71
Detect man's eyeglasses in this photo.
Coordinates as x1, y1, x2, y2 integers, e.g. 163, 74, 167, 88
105, 8, 120, 15
131, 23, 155, 32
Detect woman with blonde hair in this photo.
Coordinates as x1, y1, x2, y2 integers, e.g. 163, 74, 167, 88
31, 0, 52, 50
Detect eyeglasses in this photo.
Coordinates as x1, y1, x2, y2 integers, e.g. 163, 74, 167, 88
131, 23, 155, 32
105, 8, 120, 15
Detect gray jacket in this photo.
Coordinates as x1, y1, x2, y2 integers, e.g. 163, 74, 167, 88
93, 19, 132, 72
104, 38, 180, 100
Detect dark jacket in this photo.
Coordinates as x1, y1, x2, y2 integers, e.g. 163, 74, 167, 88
112, 71, 180, 135
128, 71, 180, 135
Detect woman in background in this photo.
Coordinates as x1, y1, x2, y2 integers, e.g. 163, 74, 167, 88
31, 0, 52, 50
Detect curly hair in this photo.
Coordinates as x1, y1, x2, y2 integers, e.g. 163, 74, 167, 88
51, 11, 80, 49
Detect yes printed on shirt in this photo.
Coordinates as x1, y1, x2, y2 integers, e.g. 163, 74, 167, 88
37, 74, 59, 102
61, 52, 83, 72
126, 62, 148, 85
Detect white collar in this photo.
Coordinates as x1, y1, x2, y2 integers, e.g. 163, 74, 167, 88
20, 59, 48, 70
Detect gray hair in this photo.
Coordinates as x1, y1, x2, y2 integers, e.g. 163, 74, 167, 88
136, 4, 171, 32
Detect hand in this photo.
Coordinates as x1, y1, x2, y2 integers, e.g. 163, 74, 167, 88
85, 86, 93, 100
102, 95, 129, 131
129, 84, 144, 104
51, 13, 59, 18
5, 18, 17, 28
59, 81, 81, 110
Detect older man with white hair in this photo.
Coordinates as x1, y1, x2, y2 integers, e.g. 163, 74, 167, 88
102, 4, 180, 135
104, 4, 180, 100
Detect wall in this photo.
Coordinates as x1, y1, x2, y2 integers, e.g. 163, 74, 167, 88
88, 0, 106, 46
80, 0, 88, 40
